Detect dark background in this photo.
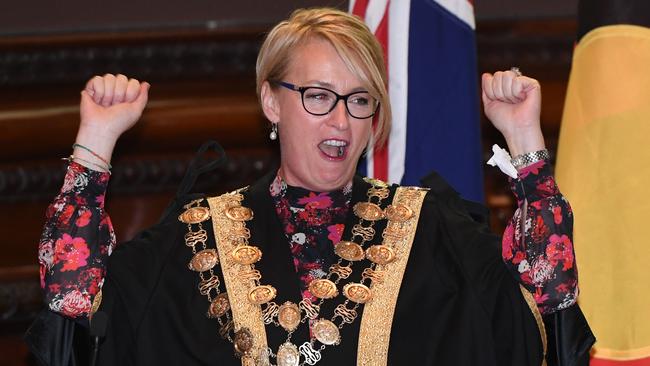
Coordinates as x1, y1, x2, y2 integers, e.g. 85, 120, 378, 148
0, 1, 579, 365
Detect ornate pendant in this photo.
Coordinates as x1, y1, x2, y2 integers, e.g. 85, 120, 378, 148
277, 342, 300, 366
248, 285, 277, 305
342, 282, 373, 304
334, 241, 365, 261
366, 245, 396, 265
207, 292, 230, 318
308, 279, 338, 299
299, 342, 322, 365
231, 245, 262, 265
179, 206, 210, 224
278, 302, 301, 332
312, 319, 340, 345
188, 249, 219, 272
234, 327, 254, 356
384, 204, 414, 222
225, 206, 254, 221
353, 202, 385, 221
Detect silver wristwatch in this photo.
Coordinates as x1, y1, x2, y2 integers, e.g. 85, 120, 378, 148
510, 149, 550, 169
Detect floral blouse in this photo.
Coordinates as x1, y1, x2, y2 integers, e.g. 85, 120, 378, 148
38, 160, 576, 318
269, 174, 352, 302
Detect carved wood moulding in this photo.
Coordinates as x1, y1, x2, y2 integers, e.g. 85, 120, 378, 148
0, 28, 265, 87
0, 150, 279, 203
0, 19, 577, 88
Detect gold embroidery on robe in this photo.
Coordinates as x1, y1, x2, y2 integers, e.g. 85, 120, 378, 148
357, 186, 428, 366
208, 193, 269, 366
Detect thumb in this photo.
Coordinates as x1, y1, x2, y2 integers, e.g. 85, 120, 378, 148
79, 90, 99, 116
132, 82, 150, 111
80, 89, 95, 105
481, 89, 491, 106
514, 77, 540, 100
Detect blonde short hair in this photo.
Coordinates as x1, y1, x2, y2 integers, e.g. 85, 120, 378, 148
256, 7, 391, 147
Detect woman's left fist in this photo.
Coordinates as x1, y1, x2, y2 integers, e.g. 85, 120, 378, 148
481, 69, 542, 144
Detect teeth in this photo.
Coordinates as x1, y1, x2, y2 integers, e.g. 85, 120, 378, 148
323, 139, 347, 147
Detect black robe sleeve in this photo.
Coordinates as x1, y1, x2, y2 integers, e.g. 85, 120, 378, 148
420, 171, 595, 366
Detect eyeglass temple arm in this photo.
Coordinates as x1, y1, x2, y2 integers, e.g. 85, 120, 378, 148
274, 81, 300, 91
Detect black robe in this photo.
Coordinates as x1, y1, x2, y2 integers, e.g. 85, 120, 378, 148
27, 168, 595, 366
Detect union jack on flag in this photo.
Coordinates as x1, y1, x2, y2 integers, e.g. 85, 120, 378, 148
351, 0, 483, 202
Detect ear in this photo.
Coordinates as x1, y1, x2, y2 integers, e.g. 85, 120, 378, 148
260, 81, 280, 123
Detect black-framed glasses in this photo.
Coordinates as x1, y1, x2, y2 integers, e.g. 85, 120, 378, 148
274, 81, 379, 119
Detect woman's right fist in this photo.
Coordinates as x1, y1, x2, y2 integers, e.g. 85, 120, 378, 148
80, 74, 150, 140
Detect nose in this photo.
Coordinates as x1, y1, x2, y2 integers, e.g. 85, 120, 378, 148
326, 99, 351, 130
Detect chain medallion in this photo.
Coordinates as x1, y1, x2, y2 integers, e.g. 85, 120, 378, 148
225, 206, 254, 221
334, 241, 365, 261
384, 204, 414, 222
343, 282, 373, 304
207, 293, 230, 318
308, 279, 339, 299
188, 249, 219, 272
366, 245, 396, 265
277, 342, 300, 366
278, 302, 301, 332
353, 202, 385, 221
248, 285, 277, 305
231, 245, 262, 265
179, 206, 211, 224
312, 319, 341, 345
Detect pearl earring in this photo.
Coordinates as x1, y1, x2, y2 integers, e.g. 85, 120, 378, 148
269, 123, 278, 140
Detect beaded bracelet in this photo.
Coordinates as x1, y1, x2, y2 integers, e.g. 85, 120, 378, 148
63, 155, 111, 174
72, 143, 113, 170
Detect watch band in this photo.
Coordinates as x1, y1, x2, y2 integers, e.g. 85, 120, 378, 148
511, 149, 549, 169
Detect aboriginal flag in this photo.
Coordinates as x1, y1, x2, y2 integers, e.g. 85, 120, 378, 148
555, 1, 650, 365
351, 0, 484, 203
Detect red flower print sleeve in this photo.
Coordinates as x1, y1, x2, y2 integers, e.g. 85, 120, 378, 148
502, 159, 577, 314
38, 162, 114, 319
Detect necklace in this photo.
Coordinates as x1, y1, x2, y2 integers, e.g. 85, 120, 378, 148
180, 178, 415, 366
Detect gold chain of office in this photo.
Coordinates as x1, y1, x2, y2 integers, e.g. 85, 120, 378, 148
179, 178, 417, 366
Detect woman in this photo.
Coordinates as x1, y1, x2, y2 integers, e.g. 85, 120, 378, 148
29, 7, 593, 366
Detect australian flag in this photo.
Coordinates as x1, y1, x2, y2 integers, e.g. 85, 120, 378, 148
351, 0, 484, 203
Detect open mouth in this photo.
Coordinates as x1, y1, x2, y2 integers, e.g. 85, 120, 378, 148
318, 139, 348, 159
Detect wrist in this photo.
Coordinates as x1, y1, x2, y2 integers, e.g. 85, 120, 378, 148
74, 127, 118, 164
503, 125, 545, 156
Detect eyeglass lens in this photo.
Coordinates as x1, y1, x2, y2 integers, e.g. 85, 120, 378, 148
302, 87, 377, 119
